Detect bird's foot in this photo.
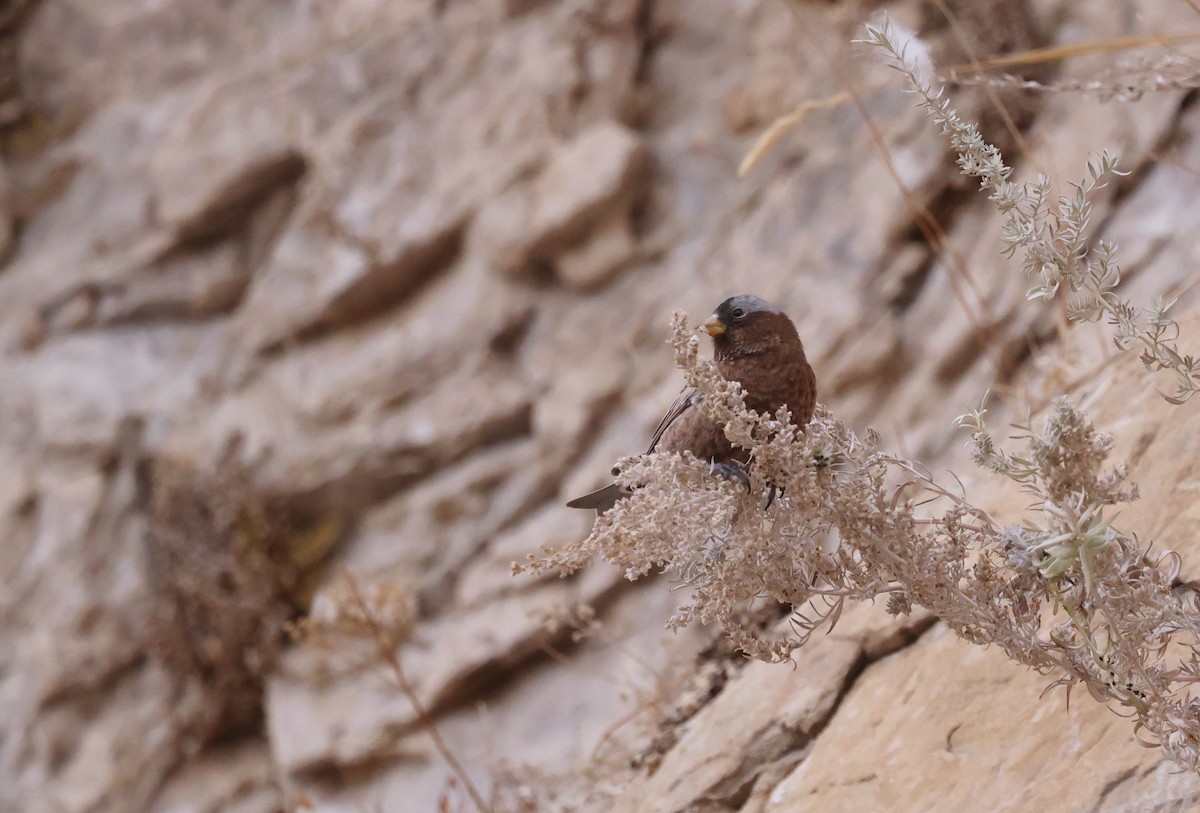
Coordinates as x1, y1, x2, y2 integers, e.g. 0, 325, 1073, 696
710, 461, 751, 493
765, 483, 785, 509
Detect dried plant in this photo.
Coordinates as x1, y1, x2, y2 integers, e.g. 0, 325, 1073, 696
525, 314, 1200, 768
301, 575, 634, 812
947, 53, 1200, 103
144, 456, 298, 741
861, 18, 1200, 404
297, 570, 491, 813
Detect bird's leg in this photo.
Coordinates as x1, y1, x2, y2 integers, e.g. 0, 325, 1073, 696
709, 461, 751, 493
765, 483, 786, 509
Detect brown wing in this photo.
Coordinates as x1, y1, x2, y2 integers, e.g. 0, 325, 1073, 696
567, 388, 701, 513
645, 388, 701, 453
565, 482, 627, 513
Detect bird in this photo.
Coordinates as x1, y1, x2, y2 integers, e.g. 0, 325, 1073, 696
567, 294, 817, 513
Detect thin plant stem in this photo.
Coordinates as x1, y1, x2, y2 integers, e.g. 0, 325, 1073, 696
340, 569, 492, 813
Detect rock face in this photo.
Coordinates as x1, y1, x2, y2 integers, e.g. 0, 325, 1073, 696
4, 1, 1200, 812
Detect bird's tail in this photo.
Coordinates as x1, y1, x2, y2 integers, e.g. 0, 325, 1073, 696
565, 482, 629, 514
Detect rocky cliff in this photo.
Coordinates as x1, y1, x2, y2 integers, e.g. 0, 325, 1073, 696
4, 1, 1200, 812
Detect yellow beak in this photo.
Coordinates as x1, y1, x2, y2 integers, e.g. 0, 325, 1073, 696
701, 314, 726, 336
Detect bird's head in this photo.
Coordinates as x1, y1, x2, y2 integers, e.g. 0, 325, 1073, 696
701, 295, 799, 358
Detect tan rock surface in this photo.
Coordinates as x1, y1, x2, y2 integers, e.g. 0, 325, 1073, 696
5, 0, 1200, 811
762, 625, 1195, 813
612, 604, 935, 813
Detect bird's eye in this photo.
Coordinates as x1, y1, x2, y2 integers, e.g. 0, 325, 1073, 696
730, 307, 746, 321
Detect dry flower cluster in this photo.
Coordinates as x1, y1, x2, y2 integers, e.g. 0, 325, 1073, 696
524, 18, 1200, 772
526, 315, 1200, 768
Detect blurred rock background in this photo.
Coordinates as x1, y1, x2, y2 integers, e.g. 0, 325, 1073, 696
4, 0, 1200, 811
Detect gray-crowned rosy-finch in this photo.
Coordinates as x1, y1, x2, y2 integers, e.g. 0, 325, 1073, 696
568, 295, 816, 513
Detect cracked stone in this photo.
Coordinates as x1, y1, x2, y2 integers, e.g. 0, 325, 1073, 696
765, 625, 1177, 813
613, 603, 929, 813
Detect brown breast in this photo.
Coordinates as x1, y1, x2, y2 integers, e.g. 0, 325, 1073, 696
718, 343, 816, 428
655, 343, 816, 465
